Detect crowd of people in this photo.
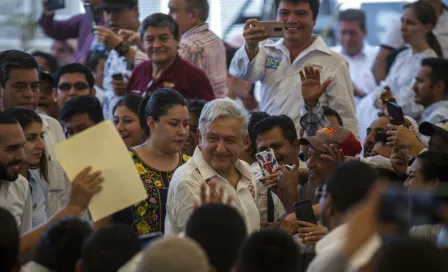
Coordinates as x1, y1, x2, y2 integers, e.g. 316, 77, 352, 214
1, 0, 448, 271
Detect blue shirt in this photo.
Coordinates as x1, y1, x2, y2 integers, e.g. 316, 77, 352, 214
29, 170, 48, 228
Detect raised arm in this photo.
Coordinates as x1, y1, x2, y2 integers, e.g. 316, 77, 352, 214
229, 19, 269, 82
38, 0, 83, 40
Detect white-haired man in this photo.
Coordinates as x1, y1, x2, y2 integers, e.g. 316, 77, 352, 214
165, 98, 260, 235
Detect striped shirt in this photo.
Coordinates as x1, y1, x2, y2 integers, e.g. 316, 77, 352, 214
179, 24, 227, 98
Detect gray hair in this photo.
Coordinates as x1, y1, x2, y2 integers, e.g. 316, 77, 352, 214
185, 0, 209, 22
199, 98, 249, 139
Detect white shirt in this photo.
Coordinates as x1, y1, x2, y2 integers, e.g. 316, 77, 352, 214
39, 114, 70, 218
307, 224, 381, 272
382, 9, 448, 58
421, 100, 448, 124
0, 175, 33, 234
331, 43, 379, 102
356, 48, 437, 143
165, 147, 260, 236
251, 162, 286, 224
230, 36, 359, 138
103, 50, 132, 120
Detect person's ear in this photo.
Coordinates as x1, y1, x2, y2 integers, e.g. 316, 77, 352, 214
243, 135, 251, 151
52, 88, 58, 102
147, 116, 156, 130
191, 9, 200, 24
197, 128, 203, 144
429, 178, 440, 189
91, 87, 97, 97
433, 80, 445, 97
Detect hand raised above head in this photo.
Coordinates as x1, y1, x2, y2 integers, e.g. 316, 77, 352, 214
299, 66, 331, 107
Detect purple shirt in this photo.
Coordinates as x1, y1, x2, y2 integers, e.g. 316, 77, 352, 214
38, 13, 97, 63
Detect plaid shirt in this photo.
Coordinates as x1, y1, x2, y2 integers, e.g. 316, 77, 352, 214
179, 24, 227, 98
300, 102, 330, 137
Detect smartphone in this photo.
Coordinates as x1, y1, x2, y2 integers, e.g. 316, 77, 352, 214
84, 3, 96, 32
379, 186, 448, 229
251, 21, 285, 38
112, 73, 124, 81
386, 101, 405, 126
256, 149, 279, 177
294, 200, 317, 225
47, 0, 65, 11
139, 232, 163, 248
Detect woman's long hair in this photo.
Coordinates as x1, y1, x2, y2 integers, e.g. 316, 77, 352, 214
404, 1, 444, 57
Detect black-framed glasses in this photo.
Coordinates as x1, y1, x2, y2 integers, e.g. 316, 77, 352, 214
58, 82, 89, 91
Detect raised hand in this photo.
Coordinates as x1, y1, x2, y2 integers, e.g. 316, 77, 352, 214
68, 166, 104, 212
320, 144, 346, 166
195, 179, 232, 208
299, 66, 331, 107
243, 19, 268, 59
297, 221, 328, 245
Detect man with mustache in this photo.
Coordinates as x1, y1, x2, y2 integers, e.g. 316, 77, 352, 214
126, 13, 215, 101
230, 0, 359, 139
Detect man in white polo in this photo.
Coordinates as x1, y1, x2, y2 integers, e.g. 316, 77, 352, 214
230, 0, 359, 138
165, 99, 260, 235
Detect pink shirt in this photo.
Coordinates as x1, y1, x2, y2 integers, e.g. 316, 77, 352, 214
179, 24, 228, 98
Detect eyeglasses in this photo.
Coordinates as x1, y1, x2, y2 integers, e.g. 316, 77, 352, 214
58, 82, 90, 91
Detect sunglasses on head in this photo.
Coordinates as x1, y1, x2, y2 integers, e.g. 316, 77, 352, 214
58, 82, 90, 91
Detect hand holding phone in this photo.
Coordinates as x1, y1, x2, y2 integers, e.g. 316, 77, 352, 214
256, 149, 280, 177
294, 200, 317, 225
251, 21, 285, 38
386, 101, 405, 126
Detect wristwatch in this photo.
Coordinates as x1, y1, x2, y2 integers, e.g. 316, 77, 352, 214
115, 42, 130, 57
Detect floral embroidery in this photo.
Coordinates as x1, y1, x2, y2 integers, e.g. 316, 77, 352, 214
129, 150, 189, 235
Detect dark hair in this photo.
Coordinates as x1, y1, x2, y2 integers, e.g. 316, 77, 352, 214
60, 96, 104, 124
143, 88, 187, 122
236, 230, 300, 272
404, 1, 444, 58
31, 51, 60, 73
376, 167, 407, 186
81, 224, 141, 272
2, 107, 48, 182
186, 204, 247, 272
185, 0, 209, 22
416, 151, 448, 183
252, 115, 297, 145
0, 208, 19, 272
374, 130, 388, 145
113, 94, 146, 133
34, 217, 93, 272
225, 45, 238, 70
0, 112, 19, 126
0, 50, 39, 88
55, 63, 95, 90
421, 57, 448, 95
322, 106, 343, 126
139, 13, 180, 40
248, 112, 270, 156
187, 99, 206, 119
376, 239, 448, 272
325, 161, 378, 213
275, 0, 320, 20
338, 9, 366, 32
85, 49, 108, 73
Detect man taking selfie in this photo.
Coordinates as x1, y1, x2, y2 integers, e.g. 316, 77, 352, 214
230, 0, 359, 138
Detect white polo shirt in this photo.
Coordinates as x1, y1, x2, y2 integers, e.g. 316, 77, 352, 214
331, 43, 379, 102
165, 147, 260, 236
230, 35, 359, 138
0, 175, 33, 234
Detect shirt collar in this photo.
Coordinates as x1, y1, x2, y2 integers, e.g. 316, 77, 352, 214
182, 24, 209, 39
424, 100, 448, 117
192, 146, 253, 182
148, 54, 181, 79
265, 35, 333, 56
